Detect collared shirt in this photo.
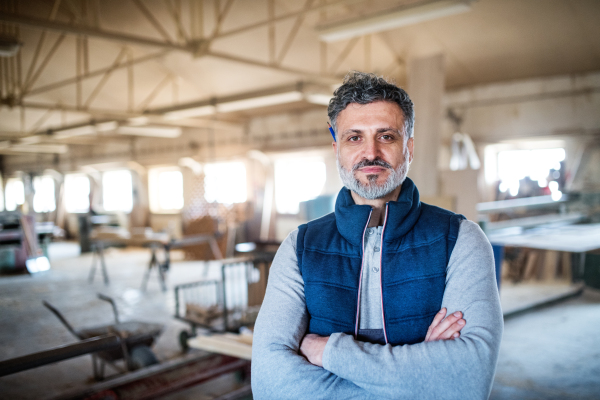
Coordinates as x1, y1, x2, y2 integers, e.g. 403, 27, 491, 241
359, 226, 383, 329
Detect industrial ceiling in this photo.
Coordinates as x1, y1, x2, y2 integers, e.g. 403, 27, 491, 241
0, 0, 599, 156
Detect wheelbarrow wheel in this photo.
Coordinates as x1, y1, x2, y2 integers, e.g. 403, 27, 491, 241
128, 345, 159, 370
179, 330, 192, 352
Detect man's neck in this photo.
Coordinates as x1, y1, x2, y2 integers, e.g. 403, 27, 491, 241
350, 185, 402, 227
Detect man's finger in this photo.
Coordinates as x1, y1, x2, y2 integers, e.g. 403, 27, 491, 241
425, 308, 446, 341
428, 311, 463, 341
438, 319, 466, 340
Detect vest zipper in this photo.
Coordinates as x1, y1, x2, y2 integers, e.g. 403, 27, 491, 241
354, 209, 373, 339
380, 203, 390, 344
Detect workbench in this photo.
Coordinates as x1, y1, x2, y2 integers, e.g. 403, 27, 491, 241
89, 232, 223, 290
487, 223, 600, 283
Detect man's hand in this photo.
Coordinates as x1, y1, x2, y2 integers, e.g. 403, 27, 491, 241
299, 333, 329, 367
425, 308, 466, 342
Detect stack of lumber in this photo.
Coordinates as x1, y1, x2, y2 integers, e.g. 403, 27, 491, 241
502, 247, 572, 283
187, 332, 253, 360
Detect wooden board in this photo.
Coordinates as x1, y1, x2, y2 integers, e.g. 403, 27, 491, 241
187, 333, 253, 360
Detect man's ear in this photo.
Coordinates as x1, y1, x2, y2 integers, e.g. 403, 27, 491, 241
332, 140, 337, 154
407, 137, 414, 163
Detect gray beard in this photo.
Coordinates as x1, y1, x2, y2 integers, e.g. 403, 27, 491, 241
337, 150, 410, 200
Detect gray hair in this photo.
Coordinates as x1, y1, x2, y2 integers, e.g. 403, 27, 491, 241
328, 71, 414, 139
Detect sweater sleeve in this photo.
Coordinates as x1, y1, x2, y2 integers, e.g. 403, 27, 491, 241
251, 230, 377, 400
322, 220, 504, 400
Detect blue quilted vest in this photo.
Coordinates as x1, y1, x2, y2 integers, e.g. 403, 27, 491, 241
296, 178, 464, 346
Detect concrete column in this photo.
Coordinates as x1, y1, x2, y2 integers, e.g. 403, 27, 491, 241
406, 54, 445, 197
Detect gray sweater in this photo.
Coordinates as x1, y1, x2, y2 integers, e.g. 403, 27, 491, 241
252, 219, 503, 399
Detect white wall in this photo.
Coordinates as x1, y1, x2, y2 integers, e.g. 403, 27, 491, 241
440, 70, 600, 209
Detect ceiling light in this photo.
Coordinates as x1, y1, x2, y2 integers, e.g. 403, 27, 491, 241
216, 91, 304, 113
127, 116, 149, 126
18, 136, 42, 145
8, 144, 68, 154
53, 121, 117, 139
318, 0, 474, 42
117, 125, 182, 138
304, 93, 332, 106
164, 105, 216, 120
96, 121, 118, 132
54, 125, 95, 139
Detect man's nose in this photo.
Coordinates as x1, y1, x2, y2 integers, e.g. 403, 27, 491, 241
362, 137, 381, 160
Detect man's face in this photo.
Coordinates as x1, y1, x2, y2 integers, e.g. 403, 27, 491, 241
333, 101, 414, 200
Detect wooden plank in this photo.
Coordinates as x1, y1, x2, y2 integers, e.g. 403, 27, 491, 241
560, 251, 572, 281
187, 334, 253, 360
523, 250, 539, 280
543, 250, 560, 281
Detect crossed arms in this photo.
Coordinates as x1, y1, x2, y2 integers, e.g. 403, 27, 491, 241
251, 221, 503, 400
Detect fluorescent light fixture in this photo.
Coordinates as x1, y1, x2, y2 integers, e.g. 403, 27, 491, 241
96, 121, 118, 132
54, 125, 96, 139
18, 136, 42, 145
127, 116, 149, 126
216, 91, 304, 113
318, 0, 474, 42
9, 144, 68, 154
117, 125, 182, 138
304, 93, 332, 106
164, 105, 216, 120
157, 83, 330, 118
53, 121, 117, 139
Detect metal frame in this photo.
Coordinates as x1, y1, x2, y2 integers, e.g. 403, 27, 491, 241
0, 0, 407, 151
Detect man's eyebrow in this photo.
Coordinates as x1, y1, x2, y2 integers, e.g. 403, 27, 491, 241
376, 127, 401, 133
340, 129, 362, 137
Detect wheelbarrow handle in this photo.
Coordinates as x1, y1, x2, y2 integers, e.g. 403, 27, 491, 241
42, 300, 78, 337
97, 293, 120, 324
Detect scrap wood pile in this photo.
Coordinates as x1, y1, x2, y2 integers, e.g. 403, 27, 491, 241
502, 247, 573, 283
185, 303, 222, 326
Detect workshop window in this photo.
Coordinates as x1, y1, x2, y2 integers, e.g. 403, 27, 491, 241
33, 176, 56, 213
149, 167, 184, 213
496, 148, 565, 199
64, 174, 90, 213
102, 170, 133, 212
204, 161, 247, 204
275, 157, 326, 214
5, 177, 24, 212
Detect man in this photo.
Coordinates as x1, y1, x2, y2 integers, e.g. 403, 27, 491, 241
252, 71, 503, 399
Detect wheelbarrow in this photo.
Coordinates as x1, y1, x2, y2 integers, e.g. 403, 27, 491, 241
43, 293, 164, 380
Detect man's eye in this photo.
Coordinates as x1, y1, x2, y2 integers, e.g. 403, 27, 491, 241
349, 136, 360, 141
381, 135, 392, 140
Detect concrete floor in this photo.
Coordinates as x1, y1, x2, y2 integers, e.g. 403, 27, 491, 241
1, 242, 599, 399
0, 243, 236, 399
491, 288, 600, 399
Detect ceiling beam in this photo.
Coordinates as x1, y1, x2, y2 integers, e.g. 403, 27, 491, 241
26, 50, 169, 96
0, 11, 189, 51
206, 50, 338, 83
0, 10, 337, 85
19, 101, 243, 132
213, 0, 369, 40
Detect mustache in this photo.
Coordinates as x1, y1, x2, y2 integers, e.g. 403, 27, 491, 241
352, 158, 393, 172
